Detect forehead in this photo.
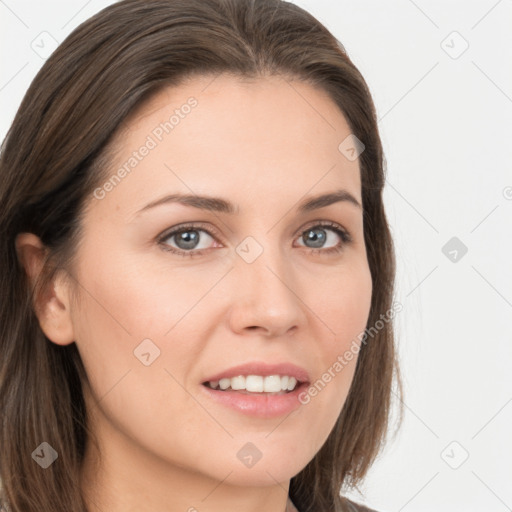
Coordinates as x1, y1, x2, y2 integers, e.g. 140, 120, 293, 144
91, 73, 362, 217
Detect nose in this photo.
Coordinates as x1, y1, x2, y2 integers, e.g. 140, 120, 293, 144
227, 242, 307, 338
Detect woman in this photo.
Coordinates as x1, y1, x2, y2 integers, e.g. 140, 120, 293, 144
0, 0, 402, 511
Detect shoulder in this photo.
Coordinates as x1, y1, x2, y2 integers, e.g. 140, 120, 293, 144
344, 497, 381, 512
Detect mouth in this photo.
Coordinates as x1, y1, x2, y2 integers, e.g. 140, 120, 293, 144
202, 374, 304, 395
199, 362, 311, 417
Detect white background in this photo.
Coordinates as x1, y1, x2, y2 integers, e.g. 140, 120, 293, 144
1, 1, 511, 511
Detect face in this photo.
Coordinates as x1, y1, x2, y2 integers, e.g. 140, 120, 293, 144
57, 74, 372, 492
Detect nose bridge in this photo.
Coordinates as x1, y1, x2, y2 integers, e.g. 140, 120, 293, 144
228, 231, 306, 335
236, 228, 291, 290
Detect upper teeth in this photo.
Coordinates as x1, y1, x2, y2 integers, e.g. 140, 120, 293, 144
206, 375, 298, 392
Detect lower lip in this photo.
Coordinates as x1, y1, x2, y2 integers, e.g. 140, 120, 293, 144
199, 382, 309, 418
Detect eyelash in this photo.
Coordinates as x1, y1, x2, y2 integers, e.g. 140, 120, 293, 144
157, 220, 353, 258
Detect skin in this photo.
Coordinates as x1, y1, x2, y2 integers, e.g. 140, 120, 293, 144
16, 73, 372, 512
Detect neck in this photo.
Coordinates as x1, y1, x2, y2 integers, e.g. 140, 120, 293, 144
79, 420, 292, 512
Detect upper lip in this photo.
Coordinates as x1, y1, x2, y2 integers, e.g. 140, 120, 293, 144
202, 362, 310, 384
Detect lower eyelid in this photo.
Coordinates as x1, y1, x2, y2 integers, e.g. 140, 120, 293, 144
295, 227, 350, 248
159, 228, 217, 250
159, 223, 351, 253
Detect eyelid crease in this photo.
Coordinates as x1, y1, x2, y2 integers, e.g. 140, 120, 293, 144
157, 220, 222, 243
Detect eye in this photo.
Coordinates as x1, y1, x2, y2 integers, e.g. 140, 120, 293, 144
157, 220, 352, 258
294, 221, 353, 256
157, 222, 220, 258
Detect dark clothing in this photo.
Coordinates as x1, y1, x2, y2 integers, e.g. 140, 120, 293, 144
287, 495, 379, 512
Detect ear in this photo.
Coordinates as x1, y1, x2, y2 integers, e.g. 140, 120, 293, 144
15, 232, 75, 346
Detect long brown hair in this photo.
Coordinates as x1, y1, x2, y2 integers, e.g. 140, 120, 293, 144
0, 1, 403, 510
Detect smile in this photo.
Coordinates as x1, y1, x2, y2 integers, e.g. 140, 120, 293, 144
204, 374, 299, 393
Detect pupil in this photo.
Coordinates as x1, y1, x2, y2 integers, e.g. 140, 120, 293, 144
177, 230, 199, 249
305, 228, 326, 248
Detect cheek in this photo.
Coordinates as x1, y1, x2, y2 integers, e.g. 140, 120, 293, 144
72, 263, 217, 474
313, 259, 373, 357
72, 239, 214, 351
69, 245, 220, 441
294, 261, 372, 439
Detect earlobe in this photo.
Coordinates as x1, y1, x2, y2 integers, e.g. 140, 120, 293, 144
15, 232, 76, 346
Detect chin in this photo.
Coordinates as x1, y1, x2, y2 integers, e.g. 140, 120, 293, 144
234, 442, 313, 485
219, 460, 308, 487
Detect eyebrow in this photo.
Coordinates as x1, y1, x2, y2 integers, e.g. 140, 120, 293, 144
135, 188, 362, 216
